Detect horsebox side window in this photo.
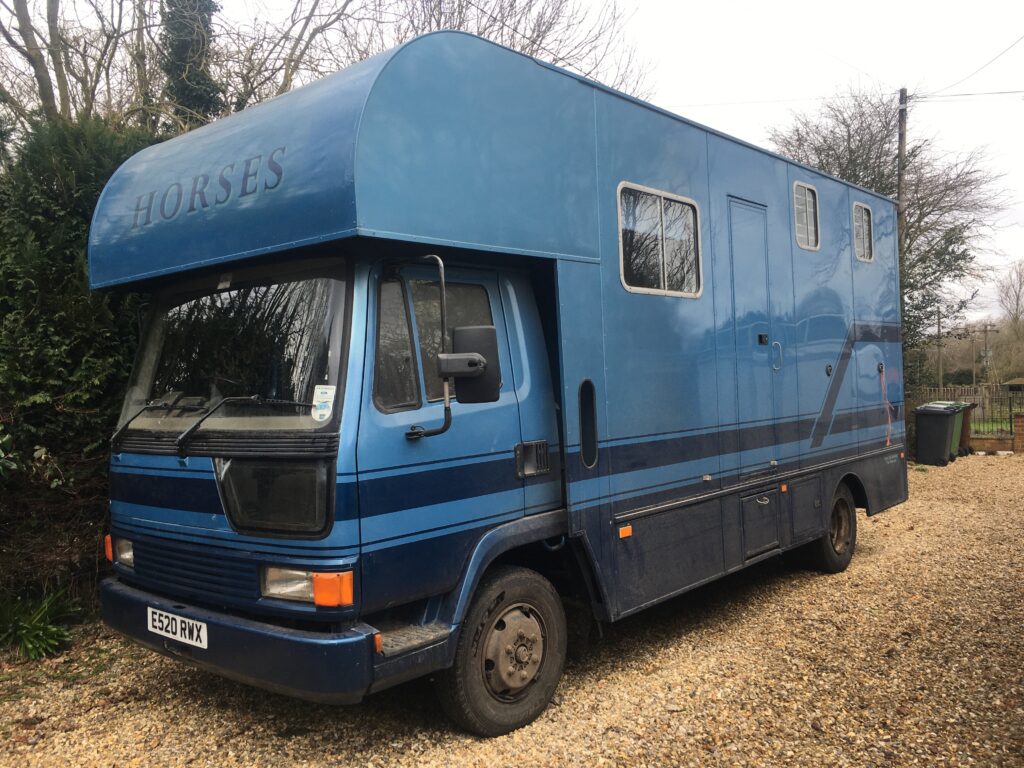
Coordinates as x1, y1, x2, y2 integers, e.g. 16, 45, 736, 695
794, 182, 820, 250
410, 281, 495, 401
619, 183, 702, 297
853, 203, 874, 261
374, 279, 420, 411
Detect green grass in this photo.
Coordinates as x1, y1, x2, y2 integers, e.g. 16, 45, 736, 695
971, 418, 1013, 434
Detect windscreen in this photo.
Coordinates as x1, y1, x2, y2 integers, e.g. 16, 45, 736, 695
120, 273, 347, 433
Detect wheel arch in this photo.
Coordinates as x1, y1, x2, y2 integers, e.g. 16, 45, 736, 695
837, 472, 870, 513
443, 510, 607, 631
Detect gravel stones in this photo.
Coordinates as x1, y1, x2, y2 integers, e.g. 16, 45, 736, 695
2, 455, 1022, 766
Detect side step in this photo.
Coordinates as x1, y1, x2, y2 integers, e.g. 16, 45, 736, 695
376, 621, 450, 657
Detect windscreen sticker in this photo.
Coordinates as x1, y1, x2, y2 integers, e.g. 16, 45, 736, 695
311, 385, 336, 422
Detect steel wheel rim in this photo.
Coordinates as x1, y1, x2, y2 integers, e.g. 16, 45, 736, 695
480, 602, 546, 702
830, 497, 852, 555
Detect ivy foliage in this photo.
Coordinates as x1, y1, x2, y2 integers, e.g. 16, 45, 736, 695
0, 117, 158, 489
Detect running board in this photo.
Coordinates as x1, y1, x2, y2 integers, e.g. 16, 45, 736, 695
377, 621, 450, 657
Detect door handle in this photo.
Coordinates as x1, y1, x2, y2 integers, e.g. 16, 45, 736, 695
756, 496, 770, 505
771, 341, 783, 371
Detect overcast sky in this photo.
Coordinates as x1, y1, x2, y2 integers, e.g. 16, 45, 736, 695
625, 0, 1024, 321
219, 0, 1022, 321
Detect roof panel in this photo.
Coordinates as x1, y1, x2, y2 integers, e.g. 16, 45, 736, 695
88, 49, 393, 288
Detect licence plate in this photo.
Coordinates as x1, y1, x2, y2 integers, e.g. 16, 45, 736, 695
146, 607, 208, 649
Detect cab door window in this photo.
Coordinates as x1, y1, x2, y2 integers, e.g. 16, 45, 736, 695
409, 281, 494, 401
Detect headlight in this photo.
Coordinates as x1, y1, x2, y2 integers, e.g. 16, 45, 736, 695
261, 567, 353, 607
114, 538, 134, 568
261, 566, 314, 602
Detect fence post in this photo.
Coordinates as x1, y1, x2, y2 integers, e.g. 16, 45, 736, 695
1014, 414, 1024, 453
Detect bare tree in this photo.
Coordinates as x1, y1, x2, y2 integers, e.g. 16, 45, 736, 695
997, 259, 1024, 338
1, 0, 648, 131
769, 90, 1006, 355
372, 0, 649, 96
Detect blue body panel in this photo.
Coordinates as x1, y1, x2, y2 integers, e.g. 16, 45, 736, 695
91, 31, 906, 702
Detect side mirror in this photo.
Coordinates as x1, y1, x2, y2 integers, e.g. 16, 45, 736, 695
448, 325, 501, 404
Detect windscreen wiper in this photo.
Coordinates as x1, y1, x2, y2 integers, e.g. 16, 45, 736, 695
174, 395, 314, 456
110, 402, 206, 452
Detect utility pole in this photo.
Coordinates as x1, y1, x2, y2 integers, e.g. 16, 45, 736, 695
897, 88, 908, 263
980, 321, 1000, 383
970, 325, 977, 386
937, 307, 943, 388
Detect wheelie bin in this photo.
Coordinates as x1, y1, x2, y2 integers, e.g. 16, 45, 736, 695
914, 402, 959, 466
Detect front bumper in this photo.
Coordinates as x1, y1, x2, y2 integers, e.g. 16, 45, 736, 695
101, 578, 376, 704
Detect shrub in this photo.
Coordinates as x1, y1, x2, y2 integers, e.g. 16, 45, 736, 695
0, 588, 80, 659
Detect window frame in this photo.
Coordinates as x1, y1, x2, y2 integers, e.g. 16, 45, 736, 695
852, 202, 874, 262
617, 180, 703, 299
372, 277, 422, 414
792, 181, 821, 252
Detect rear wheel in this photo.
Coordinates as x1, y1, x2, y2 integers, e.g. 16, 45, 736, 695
807, 483, 857, 573
435, 566, 566, 736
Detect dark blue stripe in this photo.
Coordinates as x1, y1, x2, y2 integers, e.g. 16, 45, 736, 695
109, 398, 902, 522
109, 471, 360, 521
357, 455, 521, 517
605, 438, 897, 518
109, 471, 223, 515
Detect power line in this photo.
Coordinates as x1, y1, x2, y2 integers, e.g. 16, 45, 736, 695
918, 88, 1024, 99
665, 92, 898, 109
929, 32, 1024, 95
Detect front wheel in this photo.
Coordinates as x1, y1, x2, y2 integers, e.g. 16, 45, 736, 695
807, 483, 858, 573
435, 565, 566, 736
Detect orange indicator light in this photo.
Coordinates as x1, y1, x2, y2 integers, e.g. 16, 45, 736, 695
618, 524, 633, 539
780, 483, 788, 493
374, 633, 383, 654
312, 571, 354, 607
104, 534, 113, 562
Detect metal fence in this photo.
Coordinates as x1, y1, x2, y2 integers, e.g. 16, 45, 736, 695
909, 386, 1021, 436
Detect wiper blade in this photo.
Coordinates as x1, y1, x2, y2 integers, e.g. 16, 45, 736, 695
174, 395, 314, 456
110, 402, 206, 452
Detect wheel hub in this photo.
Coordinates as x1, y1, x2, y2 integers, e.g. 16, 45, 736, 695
831, 498, 851, 555
482, 603, 545, 698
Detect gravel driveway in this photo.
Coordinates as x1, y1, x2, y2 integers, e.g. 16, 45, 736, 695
3, 455, 1022, 767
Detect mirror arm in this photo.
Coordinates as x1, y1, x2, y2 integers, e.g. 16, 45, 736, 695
406, 254, 454, 440
406, 386, 452, 440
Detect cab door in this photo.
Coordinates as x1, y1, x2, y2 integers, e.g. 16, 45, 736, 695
356, 264, 524, 613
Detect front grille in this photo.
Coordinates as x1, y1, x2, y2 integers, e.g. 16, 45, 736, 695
130, 537, 260, 606
115, 429, 340, 458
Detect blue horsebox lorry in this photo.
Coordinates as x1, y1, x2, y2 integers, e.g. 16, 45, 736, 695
91, 31, 907, 735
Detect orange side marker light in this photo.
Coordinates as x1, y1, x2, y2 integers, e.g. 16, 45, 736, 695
312, 571, 354, 607
780, 483, 788, 493
374, 633, 383, 654
104, 534, 113, 562
619, 524, 633, 539
900, 451, 905, 459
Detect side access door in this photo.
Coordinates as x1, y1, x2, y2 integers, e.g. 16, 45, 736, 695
728, 198, 785, 555
727, 198, 786, 479
356, 264, 524, 614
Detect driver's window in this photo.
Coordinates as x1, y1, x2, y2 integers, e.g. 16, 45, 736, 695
409, 281, 494, 401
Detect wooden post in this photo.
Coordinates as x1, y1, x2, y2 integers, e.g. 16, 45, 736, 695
897, 88, 908, 263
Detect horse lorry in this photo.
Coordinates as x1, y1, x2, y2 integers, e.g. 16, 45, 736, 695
91, 31, 907, 735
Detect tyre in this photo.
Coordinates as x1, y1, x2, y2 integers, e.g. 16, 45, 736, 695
807, 483, 857, 573
435, 565, 567, 736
